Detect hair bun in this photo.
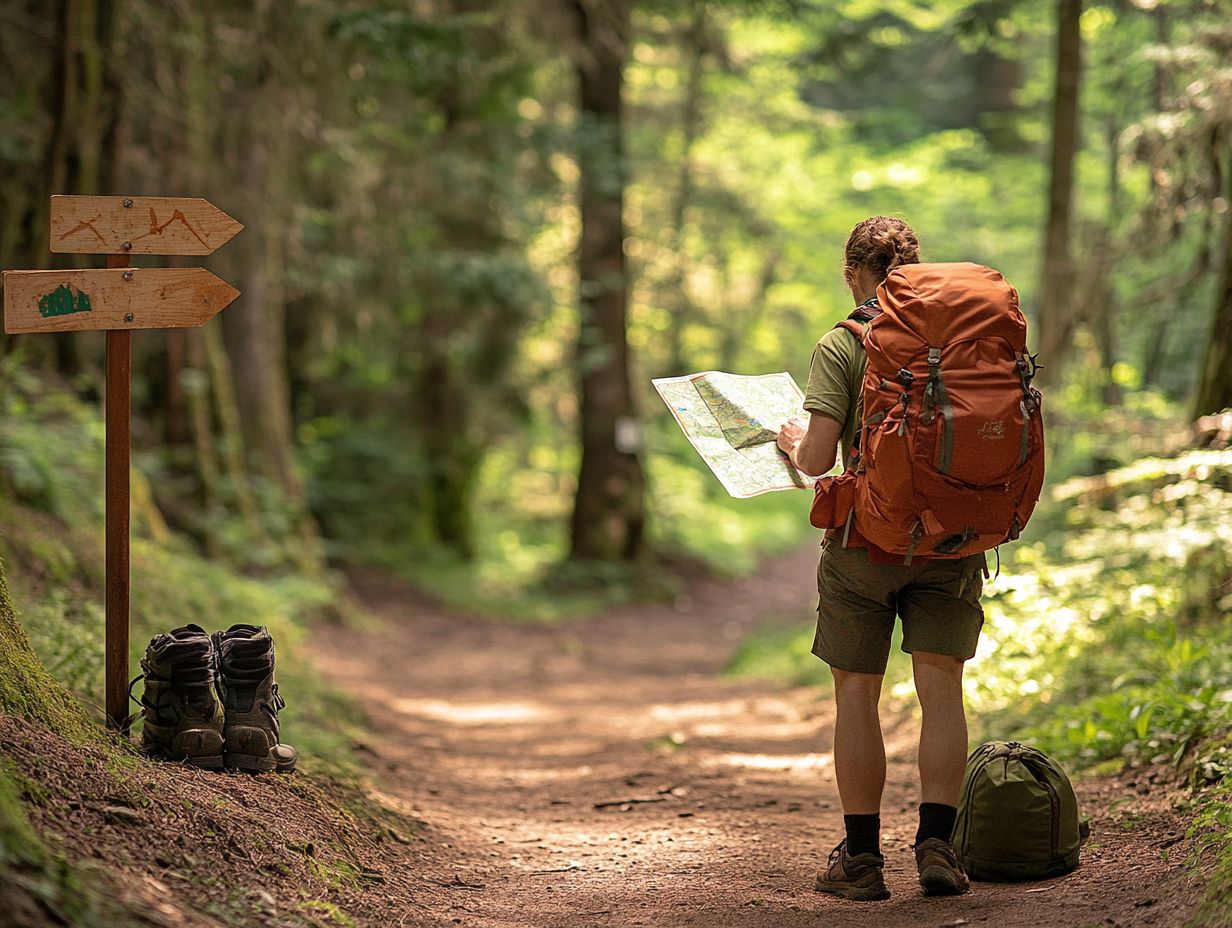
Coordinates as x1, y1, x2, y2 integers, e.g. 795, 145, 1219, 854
845, 216, 920, 280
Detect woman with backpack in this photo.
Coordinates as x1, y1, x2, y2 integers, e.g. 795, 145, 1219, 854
775, 216, 1044, 901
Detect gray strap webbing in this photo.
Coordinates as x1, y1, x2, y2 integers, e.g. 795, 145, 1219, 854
1018, 399, 1031, 467
928, 347, 954, 474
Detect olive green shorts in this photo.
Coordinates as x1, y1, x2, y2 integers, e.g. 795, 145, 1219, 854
813, 540, 986, 675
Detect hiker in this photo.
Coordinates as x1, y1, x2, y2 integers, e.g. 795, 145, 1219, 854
775, 216, 1041, 902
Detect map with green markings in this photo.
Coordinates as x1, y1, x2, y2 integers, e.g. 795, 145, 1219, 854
652, 371, 813, 498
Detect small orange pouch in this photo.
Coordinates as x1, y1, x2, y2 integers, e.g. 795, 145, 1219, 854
810, 471, 857, 530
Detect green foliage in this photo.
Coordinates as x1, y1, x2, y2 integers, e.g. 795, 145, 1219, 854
0, 356, 105, 530
967, 445, 1232, 776
1188, 783, 1232, 928
0, 374, 363, 775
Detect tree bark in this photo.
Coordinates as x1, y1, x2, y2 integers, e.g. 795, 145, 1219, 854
569, 0, 646, 562
1087, 117, 1122, 405
663, 2, 706, 376
221, 174, 300, 497
1036, 0, 1082, 382
1193, 158, 1232, 417
216, 61, 320, 567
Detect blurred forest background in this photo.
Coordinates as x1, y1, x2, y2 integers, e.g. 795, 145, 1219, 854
1, 0, 1230, 590
2, 0, 1232, 923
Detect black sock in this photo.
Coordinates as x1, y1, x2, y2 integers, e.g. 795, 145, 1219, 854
844, 813, 881, 856
916, 803, 957, 845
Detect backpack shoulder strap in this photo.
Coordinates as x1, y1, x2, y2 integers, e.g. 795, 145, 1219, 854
837, 319, 867, 340
830, 299, 880, 463
834, 298, 882, 342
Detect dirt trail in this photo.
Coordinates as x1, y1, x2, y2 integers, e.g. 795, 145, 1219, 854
313, 546, 1204, 928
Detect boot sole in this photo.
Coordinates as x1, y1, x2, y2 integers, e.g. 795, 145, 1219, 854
919, 865, 969, 896
225, 753, 276, 774
185, 755, 225, 770
814, 879, 891, 902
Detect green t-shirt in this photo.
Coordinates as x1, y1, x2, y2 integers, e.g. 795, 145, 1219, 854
803, 326, 867, 469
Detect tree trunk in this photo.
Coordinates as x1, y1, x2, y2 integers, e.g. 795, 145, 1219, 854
220, 127, 299, 495
44, 0, 82, 375
417, 309, 481, 559
202, 323, 264, 538
184, 331, 222, 558
1036, 0, 1082, 383
663, 2, 706, 376
1088, 116, 1122, 405
1193, 159, 1232, 417
569, 0, 646, 562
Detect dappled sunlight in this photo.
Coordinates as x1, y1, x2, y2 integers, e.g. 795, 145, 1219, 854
706, 752, 832, 773
436, 762, 599, 787
649, 698, 762, 723
390, 698, 555, 726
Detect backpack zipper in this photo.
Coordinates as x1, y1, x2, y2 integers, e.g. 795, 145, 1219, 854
1020, 755, 1062, 859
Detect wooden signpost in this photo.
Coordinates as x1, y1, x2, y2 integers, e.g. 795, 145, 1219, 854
1, 195, 243, 732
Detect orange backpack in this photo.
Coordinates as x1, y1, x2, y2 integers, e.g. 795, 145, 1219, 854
810, 262, 1045, 561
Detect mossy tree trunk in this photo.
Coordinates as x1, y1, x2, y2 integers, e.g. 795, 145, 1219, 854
0, 560, 95, 743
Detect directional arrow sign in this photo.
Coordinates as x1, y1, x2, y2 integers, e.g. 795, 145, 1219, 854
50, 195, 244, 256
2, 267, 240, 334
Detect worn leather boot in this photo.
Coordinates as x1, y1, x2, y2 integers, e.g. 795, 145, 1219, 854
814, 839, 891, 901
137, 624, 225, 769
212, 624, 297, 774
915, 837, 971, 896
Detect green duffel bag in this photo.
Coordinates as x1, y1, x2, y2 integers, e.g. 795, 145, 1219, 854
952, 740, 1087, 881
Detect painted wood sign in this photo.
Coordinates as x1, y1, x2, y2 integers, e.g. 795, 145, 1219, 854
50, 195, 244, 256
2, 267, 240, 334
0, 194, 243, 733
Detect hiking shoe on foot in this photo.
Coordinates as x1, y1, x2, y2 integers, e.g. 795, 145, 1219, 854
915, 837, 970, 896
136, 624, 225, 769
212, 624, 297, 774
814, 839, 891, 901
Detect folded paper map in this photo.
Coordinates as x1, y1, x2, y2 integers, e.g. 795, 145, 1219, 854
652, 371, 813, 498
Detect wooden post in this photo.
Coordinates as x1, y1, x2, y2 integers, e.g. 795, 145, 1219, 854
1, 195, 243, 734
105, 252, 131, 731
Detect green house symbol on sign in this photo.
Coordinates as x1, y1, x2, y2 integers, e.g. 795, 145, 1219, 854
38, 284, 92, 318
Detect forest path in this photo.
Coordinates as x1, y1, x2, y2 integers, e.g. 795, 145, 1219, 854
312, 546, 1201, 928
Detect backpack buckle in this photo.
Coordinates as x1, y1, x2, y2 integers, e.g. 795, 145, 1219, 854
934, 528, 976, 554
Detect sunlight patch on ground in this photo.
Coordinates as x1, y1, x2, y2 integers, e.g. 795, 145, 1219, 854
390, 698, 553, 725
432, 759, 600, 786
705, 751, 833, 772
648, 699, 756, 722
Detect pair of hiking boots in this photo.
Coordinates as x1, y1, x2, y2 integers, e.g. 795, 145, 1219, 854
816, 838, 970, 901
134, 624, 296, 774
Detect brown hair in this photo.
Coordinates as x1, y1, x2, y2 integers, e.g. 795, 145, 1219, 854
844, 216, 921, 281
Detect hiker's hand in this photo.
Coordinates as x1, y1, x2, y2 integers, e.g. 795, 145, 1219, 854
777, 419, 806, 455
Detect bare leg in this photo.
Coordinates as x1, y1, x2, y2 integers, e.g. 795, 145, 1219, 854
912, 651, 967, 806
831, 667, 886, 813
